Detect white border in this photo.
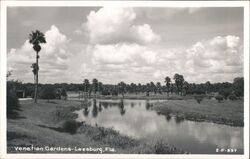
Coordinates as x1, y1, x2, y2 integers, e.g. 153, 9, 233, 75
0, 1, 249, 159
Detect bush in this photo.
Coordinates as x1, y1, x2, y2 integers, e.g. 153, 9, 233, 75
194, 95, 204, 104
62, 120, 81, 134
228, 94, 237, 101
215, 94, 224, 103
219, 88, 232, 100
39, 86, 56, 102
7, 89, 20, 118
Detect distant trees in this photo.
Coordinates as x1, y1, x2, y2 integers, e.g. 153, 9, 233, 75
29, 30, 46, 103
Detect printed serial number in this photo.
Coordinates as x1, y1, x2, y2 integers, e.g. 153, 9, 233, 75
216, 148, 237, 153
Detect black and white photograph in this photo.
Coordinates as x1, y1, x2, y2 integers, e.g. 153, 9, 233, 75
0, 1, 249, 159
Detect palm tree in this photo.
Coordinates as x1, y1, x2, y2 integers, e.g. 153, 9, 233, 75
31, 63, 38, 84
83, 79, 90, 99
165, 76, 171, 96
29, 30, 46, 103
173, 74, 184, 96
92, 78, 98, 97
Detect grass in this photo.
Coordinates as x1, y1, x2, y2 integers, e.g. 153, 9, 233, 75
7, 99, 186, 154
153, 98, 244, 127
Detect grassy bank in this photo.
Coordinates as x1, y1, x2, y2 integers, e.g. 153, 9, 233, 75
7, 99, 186, 154
153, 98, 244, 127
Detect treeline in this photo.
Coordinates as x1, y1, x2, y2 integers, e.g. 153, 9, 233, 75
8, 74, 244, 99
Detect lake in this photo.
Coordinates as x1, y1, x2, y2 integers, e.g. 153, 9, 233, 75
74, 99, 244, 154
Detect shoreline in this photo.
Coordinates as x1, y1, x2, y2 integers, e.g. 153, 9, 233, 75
7, 99, 187, 154
152, 98, 244, 127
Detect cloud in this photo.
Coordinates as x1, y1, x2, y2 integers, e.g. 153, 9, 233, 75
81, 7, 160, 45
7, 25, 72, 83
184, 35, 243, 82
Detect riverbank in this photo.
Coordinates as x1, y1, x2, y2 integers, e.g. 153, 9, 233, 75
68, 92, 190, 101
153, 98, 244, 127
7, 99, 186, 154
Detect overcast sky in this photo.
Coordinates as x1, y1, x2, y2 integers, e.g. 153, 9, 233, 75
7, 7, 244, 84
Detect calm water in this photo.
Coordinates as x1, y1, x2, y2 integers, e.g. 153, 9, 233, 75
74, 99, 244, 154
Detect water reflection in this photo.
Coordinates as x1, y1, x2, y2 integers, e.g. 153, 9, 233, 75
75, 99, 244, 154
165, 113, 172, 121
83, 107, 89, 117
92, 99, 98, 118
175, 116, 184, 124
119, 99, 126, 116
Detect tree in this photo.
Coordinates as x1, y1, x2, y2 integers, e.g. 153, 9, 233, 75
40, 86, 56, 102
83, 79, 90, 98
98, 82, 103, 95
92, 78, 98, 97
164, 76, 171, 96
233, 77, 244, 97
183, 81, 189, 96
156, 82, 162, 94
173, 74, 184, 96
29, 30, 46, 103
205, 81, 211, 94
118, 81, 126, 98
61, 88, 68, 100
150, 82, 157, 94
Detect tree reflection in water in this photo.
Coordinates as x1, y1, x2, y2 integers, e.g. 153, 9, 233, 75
92, 99, 98, 118
165, 112, 172, 121
175, 116, 184, 124
130, 102, 135, 108
98, 102, 102, 112
145, 100, 153, 110
119, 99, 126, 116
83, 107, 89, 117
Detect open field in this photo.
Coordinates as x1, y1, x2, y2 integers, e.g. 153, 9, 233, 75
7, 99, 186, 154
153, 98, 244, 127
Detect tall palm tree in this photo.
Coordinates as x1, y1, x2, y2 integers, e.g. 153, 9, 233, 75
165, 76, 171, 96
29, 30, 46, 103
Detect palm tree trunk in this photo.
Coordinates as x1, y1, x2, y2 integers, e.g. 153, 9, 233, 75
34, 51, 38, 103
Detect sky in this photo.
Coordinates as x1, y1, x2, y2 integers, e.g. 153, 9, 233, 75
7, 7, 244, 84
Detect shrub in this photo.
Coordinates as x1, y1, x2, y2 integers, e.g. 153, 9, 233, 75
215, 94, 224, 103
228, 94, 237, 101
7, 89, 20, 118
62, 120, 81, 134
194, 95, 204, 104
39, 86, 56, 102
219, 88, 232, 100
